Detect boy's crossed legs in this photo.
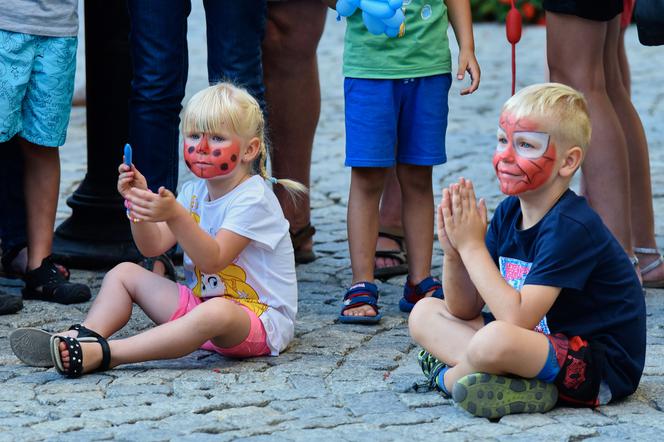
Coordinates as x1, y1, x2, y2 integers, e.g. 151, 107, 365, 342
409, 297, 559, 417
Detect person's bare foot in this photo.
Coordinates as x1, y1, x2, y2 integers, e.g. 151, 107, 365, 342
637, 253, 664, 285
58, 339, 103, 374
375, 235, 402, 270
342, 304, 378, 317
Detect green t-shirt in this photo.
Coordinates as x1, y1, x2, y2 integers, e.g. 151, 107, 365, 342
343, 0, 452, 79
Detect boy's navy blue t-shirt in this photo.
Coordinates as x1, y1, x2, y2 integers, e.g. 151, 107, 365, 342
485, 189, 646, 400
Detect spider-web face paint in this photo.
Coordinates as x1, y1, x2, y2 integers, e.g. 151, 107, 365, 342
492, 113, 557, 195
183, 134, 241, 179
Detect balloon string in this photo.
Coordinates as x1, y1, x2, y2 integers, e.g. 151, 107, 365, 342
512, 43, 516, 95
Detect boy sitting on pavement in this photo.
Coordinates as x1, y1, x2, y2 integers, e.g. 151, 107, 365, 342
409, 83, 646, 418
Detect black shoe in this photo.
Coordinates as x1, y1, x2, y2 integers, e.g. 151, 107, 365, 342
0, 291, 23, 315
22, 256, 91, 305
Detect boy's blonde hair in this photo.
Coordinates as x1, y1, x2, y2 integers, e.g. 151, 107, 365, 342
502, 83, 591, 151
181, 83, 306, 195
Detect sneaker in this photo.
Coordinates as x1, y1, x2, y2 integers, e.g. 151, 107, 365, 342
417, 349, 450, 397
22, 256, 90, 305
0, 291, 23, 315
452, 373, 558, 419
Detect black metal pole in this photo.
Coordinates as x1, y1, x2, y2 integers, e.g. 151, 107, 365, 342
52, 0, 140, 268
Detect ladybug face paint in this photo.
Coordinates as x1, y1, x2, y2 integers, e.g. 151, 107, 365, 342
492, 113, 557, 195
183, 133, 241, 179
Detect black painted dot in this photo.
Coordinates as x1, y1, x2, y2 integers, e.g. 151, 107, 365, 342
187, 145, 195, 154
231, 154, 237, 162
212, 149, 221, 157
220, 163, 228, 171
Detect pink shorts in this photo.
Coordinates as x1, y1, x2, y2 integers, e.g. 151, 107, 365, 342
169, 284, 271, 358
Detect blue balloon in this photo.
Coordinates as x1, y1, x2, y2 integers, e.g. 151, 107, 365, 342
337, 0, 404, 38
336, 0, 359, 17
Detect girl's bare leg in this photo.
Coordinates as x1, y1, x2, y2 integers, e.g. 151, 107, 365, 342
63, 262, 182, 339
59, 297, 251, 373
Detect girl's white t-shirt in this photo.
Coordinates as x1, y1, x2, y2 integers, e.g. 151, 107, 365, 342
176, 176, 297, 355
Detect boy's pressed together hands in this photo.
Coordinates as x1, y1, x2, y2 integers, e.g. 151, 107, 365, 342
437, 178, 559, 329
438, 178, 487, 255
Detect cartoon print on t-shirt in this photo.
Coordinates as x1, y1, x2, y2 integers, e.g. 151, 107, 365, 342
192, 264, 268, 317
499, 256, 550, 334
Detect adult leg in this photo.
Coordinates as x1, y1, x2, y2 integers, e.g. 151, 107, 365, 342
127, 0, 189, 194
396, 164, 434, 284
605, 18, 663, 282
19, 139, 59, 271
344, 167, 388, 317
262, 0, 327, 256
547, 13, 633, 254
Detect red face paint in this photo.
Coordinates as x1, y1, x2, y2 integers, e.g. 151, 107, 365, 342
183, 133, 241, 179
492, 113, 557, 195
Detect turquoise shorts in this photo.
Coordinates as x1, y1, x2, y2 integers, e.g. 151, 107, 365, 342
0, 30, 77, 147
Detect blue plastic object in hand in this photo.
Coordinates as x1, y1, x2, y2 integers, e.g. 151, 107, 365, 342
337, 0, 404, 38
124, 143, 132, 166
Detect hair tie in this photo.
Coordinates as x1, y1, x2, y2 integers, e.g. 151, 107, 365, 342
268, 177, 278, 184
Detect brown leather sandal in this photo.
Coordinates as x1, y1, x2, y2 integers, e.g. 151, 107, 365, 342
290, 223, 316, 264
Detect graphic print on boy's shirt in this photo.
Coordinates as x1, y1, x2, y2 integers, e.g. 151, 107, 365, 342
498, 256, 550, 334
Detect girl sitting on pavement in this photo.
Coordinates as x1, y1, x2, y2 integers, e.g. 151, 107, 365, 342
10, 83, 303, 377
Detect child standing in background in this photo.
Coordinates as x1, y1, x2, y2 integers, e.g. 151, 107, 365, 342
0, 0, 91, 309
10, 83, 303, 376
333, 0, 481, 323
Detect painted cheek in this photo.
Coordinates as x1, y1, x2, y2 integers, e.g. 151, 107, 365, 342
184, 139, 241, 179
495, 145, 556, 195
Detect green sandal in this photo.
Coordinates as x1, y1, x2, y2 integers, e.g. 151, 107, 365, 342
453, 373, 558, 419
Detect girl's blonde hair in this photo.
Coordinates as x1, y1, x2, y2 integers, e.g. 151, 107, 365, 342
181, 82, 307, 195
502, 83, 591, 151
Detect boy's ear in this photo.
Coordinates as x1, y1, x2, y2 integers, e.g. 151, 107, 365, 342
559, 146, 584, 178
243, 137, 261, 162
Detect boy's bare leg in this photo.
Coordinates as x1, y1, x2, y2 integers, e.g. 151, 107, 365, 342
445, 321, 550, 392
345, 167, 388, 317
58, 297, 251, 373
409, 298, 485, 365
397, 164, 434, 284
410, 298, 551, 392
376, 168, 403, 269
19, 138, 60, 270
547, 13, 633, 254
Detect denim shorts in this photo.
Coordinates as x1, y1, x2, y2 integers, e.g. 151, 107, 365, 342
0, 30, 77, 147
344, 73, 452, 167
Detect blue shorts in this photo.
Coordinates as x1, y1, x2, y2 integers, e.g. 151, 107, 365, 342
0, 30, 77, 147
344, 74, 452, 167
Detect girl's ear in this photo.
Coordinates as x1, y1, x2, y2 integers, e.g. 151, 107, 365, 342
243, 137, 261, 162
559, 146, 584, 178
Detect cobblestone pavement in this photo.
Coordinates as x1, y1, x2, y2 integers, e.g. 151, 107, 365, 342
2, 5, 664, 441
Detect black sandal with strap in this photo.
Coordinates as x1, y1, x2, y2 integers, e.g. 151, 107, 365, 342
69, 324, 104, 340
50, 334, 111, 378
374, 229, 409, 281
22, 256, 90, 304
